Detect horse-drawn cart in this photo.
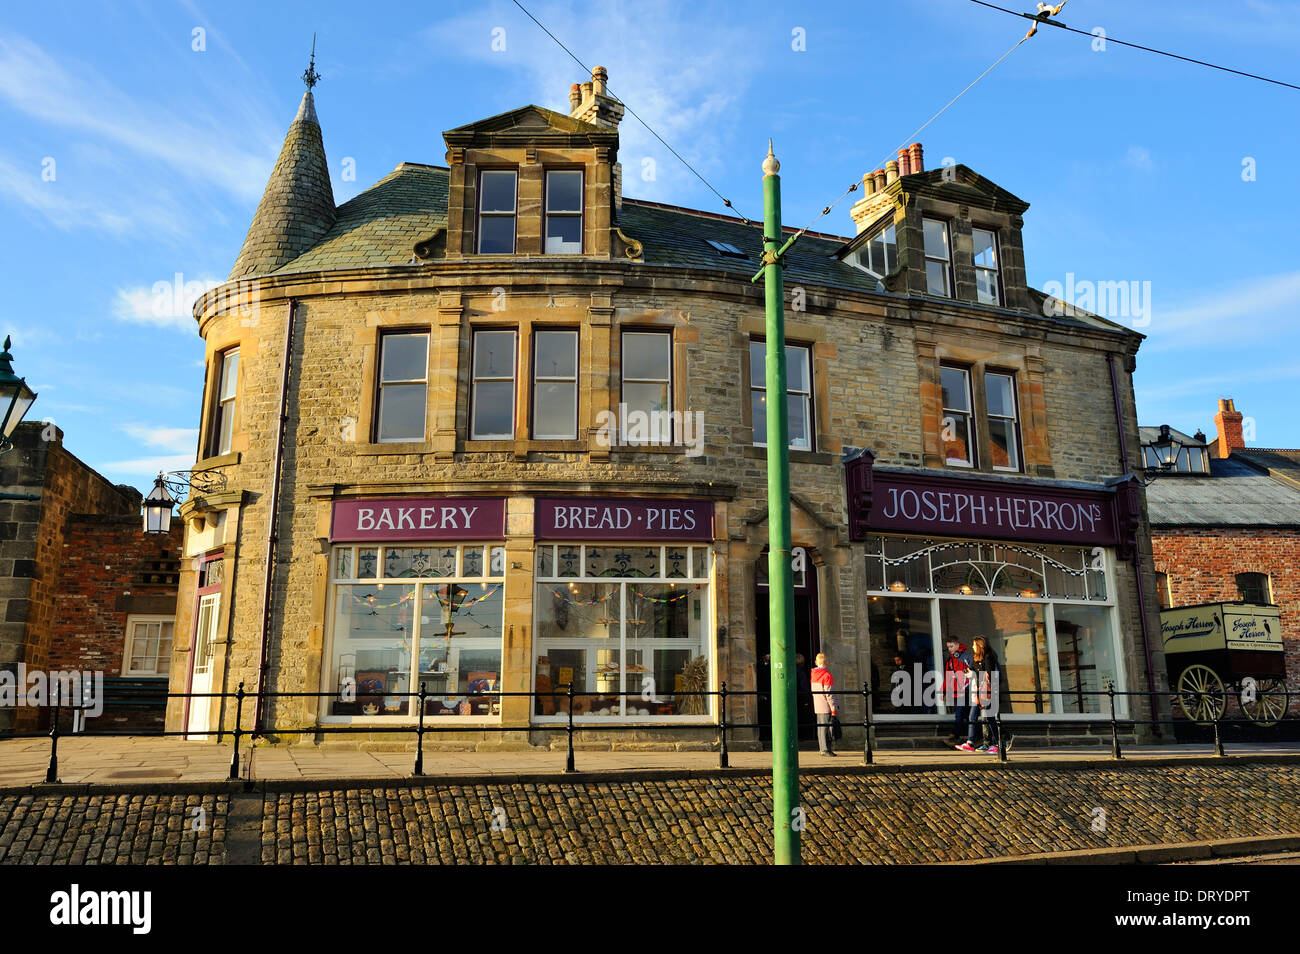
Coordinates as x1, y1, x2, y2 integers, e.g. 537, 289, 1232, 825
1160, 601, 1287, 725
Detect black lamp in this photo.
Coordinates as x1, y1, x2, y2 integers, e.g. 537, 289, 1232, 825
0, 336, 37, 453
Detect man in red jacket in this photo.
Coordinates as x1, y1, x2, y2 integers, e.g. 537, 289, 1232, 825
811, 652, 838, 756
944, 637, 974, 744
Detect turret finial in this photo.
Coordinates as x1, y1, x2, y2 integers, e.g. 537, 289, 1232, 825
302, 33, 321, 90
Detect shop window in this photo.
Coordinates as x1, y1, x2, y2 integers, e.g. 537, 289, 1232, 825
123, 616, 174, 676
328, 544, 506, 719
868, 596, 936, 713
469, 329, 517, 439
477, 169, 517, 253
851, 222, 898, 278
375, 332, 428, 442
533, 544, 712, 720
544, 170, 583, 253
620, 331, 673, 445
531, 329, 578, 439
206, 347, 239, 457
750, 340, 813, 451
985, 370, 1021, 472
940, 364, 975, 466
1051, 603, 1119, 714
972, 228, 1001, 305
940, 599, 1052, 713
1236, 572, 1271, 604
923, 218, 952, 297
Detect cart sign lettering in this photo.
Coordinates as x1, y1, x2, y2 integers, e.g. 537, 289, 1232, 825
535, 497, 713, 541
1160, 602, 1283, 655
331, 498, 506, 542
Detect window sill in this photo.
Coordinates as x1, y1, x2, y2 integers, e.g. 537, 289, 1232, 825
354, 441, 436, 456
195, 451, 240, 470
744, 445, 834, 465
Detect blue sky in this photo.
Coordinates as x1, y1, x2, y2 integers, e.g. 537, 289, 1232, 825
1, 0, 1296, 492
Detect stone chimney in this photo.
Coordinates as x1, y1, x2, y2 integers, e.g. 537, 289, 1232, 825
568, 66, 625, 208
1213, 398, 1245, 458
848, 144, 925, 233
908, 142, 924, 173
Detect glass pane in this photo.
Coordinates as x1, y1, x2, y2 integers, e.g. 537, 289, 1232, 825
535, 583, 620, 639
380, 333, 428, 382
329, 583, 415, 717
557, 546, 581, 578
473, 331, 516, 378
534, 331, 577, 378
384, 546, 455, 578
417, 583, 504, 717
218, 402, 235, 454
1043, 547, 1088, 600
479, 171, 516, 212
751, 388, 768, 443
357, 548, 378, 579
972, 229, 997, 267
478, 215, 515, 253
545, 216, 582, 253
546, 171, 583, 212
691, 547, 708, 579
472, 380, 515, 438
533, 381, 577, 438
923, 219, 949, 259
943, 412, 973, 465
884, 226, 898, 272
786, 346, 810, 392
940, 600, 1052, 714
488, 547, 506, 578
985, 373, 1015, 418
941, 366, 970, 412
334, 548, 353, 579
869, 596, 936, 712
219, 352, 239, 400
926, 260, 950, 296
989, 418, 1018, 470
461, 546, 484, 578
587, 546, 659, 578
787, 393, 810, 449
621, 382, 670, 441
665, 547, 689, 578
536, 545, 554, 578
1052, 604, 1119, 714
976, 269, 999, 305
622, 333, 671, 381
749, 341, 765, 388
377, 383, 426, 442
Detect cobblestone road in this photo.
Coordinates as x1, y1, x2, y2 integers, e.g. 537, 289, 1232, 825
2, 763, 1298, 864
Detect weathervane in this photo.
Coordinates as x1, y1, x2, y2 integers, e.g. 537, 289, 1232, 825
302, 33, 321, 90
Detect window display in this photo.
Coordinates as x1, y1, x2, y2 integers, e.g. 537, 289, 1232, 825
328, 544, 505, 718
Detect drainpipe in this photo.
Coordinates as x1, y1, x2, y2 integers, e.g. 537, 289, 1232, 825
253, 298, 297, 734
1108, 353, 1160, 729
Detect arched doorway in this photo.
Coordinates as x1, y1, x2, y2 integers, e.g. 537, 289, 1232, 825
754, 545, 820, 745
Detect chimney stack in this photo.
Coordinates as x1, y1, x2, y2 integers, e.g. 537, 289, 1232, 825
1213, 397, 1245, 458
897, 148, 911, 177
567, 66, 625, 209
908, 142, 924, 173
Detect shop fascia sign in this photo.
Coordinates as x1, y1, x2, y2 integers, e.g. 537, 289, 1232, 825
845, 449, 1139, 553
535, 497, 713, 541
330, 497, 506, 542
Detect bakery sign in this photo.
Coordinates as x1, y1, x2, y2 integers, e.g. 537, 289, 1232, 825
331, 497, 507, 542
535, 497, 714, 541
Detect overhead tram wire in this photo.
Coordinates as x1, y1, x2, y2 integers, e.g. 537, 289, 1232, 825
761, 21, 1041, 276
509, 0, 752, 224
967, 0, 1300, 91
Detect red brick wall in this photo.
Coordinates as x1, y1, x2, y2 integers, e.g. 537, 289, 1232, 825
1151, 528, 1300, 691
48, 515, 181, 675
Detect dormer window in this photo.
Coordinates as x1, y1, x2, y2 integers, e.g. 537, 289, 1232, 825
973, 228, 1001, 305
705, 239, 747, 259
545, 170, 583, 253
851, 223, 897, 278
477, 170, 517, 253
923, 218, 952, 297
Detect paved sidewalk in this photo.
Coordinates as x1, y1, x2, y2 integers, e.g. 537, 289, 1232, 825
3, 736, 1300, 787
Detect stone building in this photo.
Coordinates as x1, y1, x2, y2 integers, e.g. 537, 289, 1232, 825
0, 422, 180, 733
1144, 398, 1300, 706
168, 67, 1164, 748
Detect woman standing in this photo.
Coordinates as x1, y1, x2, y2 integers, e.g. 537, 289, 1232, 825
957, 636, 1000, 754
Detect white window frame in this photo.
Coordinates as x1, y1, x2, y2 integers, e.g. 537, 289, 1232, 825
851, 222, 897, 278
477, 169, 517, 254
210, 347, 239, 457
470, 329, 517, 440
972, 227, 1001, 306
750, 340, 813, 451
985, 369, 1022, 473
544, 170, 583, 254
531, 329, 579, 439
923, 217, 953, 298
123, 614, 174, 677
940, 363, 976, 468
375, 332, 429, 443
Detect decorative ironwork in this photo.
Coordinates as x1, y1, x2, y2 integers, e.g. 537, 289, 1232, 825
159, 469, 228, 500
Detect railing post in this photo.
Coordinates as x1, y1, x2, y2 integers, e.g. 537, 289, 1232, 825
996, 711, 1007, 763
718, 681, 729, 769
564, 682, 576, 774
1108, 682, 1122, 760
862, 681, 874, 766
45, 684, 61, 784
1212, 690, 1225, 757
414, 682, 427, 776
229, 682, 245, 781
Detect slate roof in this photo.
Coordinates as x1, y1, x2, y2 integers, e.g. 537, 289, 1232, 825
1145, 455, 1300, 527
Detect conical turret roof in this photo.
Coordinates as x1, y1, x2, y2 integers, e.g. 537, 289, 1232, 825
229, 90, 336, 280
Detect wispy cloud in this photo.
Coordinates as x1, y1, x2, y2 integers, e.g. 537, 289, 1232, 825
104, 423, 200, 475
1122, 145, 1154, 173
112, 276, 220, 331
1146, 271, 1300, 351
122, 423, 200, 454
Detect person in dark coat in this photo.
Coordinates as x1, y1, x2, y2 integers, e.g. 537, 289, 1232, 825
957, 635, 1001, 753
943, 637, 974, 744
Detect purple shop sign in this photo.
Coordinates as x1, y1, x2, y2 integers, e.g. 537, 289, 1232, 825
331, 498, 506, 542
535, 497, 714, 541
845, 452, 1135, 550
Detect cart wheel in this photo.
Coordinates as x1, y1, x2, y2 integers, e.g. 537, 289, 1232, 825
1241, 678, 1289, 727
1177, 665, 1226, 724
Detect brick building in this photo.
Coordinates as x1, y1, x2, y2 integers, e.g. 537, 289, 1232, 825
0, 422, 181, 732
1145, 398, 1300, 703
166, 67, 1165, 747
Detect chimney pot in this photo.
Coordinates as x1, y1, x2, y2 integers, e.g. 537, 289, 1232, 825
897, 149, 911, 177
872, 169, 886, 192
862, 172, 875, 195
909, 142, 924, 173
592, 66, 607, 96
569, 83, 582, 111
885, 160, 899, 184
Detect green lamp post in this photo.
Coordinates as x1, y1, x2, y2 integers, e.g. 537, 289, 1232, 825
0, 336, 37, 454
